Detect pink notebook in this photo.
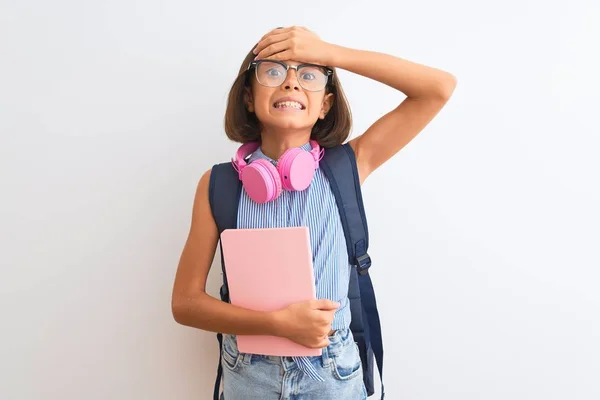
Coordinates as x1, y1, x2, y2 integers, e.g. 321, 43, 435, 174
220, 226, 320, 357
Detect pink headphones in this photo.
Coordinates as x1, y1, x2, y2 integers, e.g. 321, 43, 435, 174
231, 140, 324, 203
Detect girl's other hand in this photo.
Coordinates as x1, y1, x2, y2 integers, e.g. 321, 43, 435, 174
271, 299, 340, 348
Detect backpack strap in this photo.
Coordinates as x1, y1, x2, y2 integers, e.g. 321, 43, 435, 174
209, 161, 243, 302
208, 161, 242, 400
320, 143, 385, 399
209, 162, 242, 235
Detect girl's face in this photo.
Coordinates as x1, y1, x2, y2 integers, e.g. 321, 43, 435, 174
245, 60, 334, 134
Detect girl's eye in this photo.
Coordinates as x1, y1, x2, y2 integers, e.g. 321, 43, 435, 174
301, 72, 316, 81
266, 69, 282, 77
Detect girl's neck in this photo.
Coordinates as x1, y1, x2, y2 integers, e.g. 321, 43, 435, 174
259, 129, 312, 160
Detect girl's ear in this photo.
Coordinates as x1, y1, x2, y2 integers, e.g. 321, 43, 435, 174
244, 86, 254, 112
319, 93, 335, 119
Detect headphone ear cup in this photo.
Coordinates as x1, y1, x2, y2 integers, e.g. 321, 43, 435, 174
278, 148, 316, 191
241, 159, 282, 203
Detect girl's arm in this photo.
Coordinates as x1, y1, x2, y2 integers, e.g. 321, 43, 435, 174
252, 26, 457, 184
333, 46, 457, 183
171, 170, 277, 335
171, 170, 339, 348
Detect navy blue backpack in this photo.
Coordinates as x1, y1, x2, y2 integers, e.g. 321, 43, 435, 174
208, 143, 385, 399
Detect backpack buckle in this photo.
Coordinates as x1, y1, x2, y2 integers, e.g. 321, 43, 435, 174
356, 253, 372, 275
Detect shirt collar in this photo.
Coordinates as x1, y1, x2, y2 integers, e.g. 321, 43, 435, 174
249, 142, 313, 166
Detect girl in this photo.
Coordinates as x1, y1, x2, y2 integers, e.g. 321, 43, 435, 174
172, 26, 456, 399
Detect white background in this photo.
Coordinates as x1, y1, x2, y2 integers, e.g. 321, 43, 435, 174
1, 1, 599, 399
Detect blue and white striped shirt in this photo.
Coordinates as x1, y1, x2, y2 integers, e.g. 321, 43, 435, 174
236, 142, 352, 380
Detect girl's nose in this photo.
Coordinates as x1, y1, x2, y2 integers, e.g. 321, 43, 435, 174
282, 68, 300, 90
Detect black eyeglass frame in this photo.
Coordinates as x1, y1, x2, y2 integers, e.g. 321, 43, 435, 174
245, 59, 334, 91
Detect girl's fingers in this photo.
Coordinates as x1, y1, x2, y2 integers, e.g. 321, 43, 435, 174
254, 32, 290, 55
263, 49, 293, 61
256, 41, 289, 60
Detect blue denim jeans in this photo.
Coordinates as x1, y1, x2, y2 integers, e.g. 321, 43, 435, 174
220, 328, 368, 400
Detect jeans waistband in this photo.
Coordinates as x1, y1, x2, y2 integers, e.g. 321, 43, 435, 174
227, 327, 354, 381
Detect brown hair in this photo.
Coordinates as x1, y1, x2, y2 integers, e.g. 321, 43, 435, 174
224, 47, 352, 148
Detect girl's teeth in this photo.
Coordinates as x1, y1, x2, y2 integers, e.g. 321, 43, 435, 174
276, 101, 302, 109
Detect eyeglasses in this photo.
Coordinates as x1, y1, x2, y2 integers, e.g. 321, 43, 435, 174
247, 60, 333, 92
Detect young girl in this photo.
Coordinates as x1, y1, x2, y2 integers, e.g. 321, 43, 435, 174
172, 26, 456, 400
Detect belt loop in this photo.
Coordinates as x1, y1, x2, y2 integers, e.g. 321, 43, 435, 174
242, 353, 252, 365
321, 345, 330, 368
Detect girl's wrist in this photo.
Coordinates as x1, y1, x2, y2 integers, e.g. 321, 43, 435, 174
266, 309, 288, 337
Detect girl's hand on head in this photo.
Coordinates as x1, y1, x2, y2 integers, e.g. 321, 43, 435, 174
252, 26, 336, 67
